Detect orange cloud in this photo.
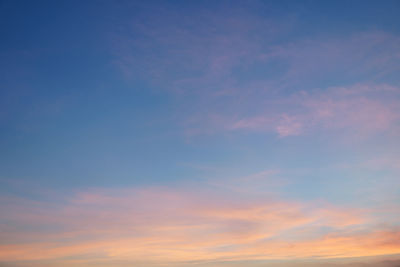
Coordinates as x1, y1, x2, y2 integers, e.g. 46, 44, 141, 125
0, 187, 398, 265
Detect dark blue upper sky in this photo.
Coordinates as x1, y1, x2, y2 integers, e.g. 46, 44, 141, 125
1, 0, 400, 189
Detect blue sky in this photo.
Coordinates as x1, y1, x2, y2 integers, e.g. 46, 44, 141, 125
1, 1, 400, 266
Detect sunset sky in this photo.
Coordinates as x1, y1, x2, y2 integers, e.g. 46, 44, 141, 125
1, 0, 400, 266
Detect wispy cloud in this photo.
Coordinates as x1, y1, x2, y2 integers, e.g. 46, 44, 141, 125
111, 8, 400, 141
0, 185, 398, 265
207, 83, 400, 139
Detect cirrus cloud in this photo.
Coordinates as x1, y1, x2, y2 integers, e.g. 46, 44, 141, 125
0, 185, 398, 265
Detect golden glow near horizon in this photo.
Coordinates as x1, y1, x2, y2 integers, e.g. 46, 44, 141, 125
1, 187, 399, 264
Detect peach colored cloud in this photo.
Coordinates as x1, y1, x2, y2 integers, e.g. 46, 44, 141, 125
0, 187, 399, 265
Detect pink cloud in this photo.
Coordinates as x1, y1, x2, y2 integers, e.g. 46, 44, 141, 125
275, 114, 304, 137
0, 186, 398, 264
260, 32, 400, 86
111, 16, 400, 142
222, 83, 400, 139
111, 10, 400, 140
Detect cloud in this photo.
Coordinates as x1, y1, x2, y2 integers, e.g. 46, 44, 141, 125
0, 186, 398, 265
222, 83, 400, 138
113, 7, 400, 94
260, 32, 400, 86
110, 8, 400, 141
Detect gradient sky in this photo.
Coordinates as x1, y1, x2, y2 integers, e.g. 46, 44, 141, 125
1, 0, 400, 266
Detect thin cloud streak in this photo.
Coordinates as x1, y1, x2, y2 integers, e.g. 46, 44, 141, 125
112, 17, 400, 140
215, 83, 400, 138
0, 186, 398, 265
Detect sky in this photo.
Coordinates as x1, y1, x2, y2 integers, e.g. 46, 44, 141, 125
1, 0, 400, 266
